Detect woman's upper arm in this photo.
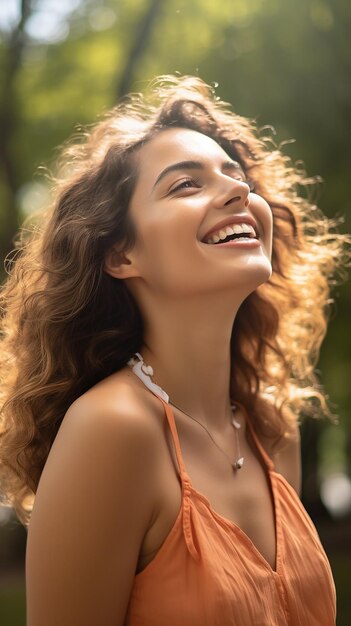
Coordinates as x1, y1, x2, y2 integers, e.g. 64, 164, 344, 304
26, 397, 159, 626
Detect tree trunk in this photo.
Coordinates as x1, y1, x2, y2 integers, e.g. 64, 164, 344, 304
0, 0, 32, 263
116, 0, 164, 100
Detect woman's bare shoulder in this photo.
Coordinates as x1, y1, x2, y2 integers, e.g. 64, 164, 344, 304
271, 426, 301, 496
26, 367, 162, 626
264, 416, 301, 497
42, 365, 163, 522
58, 366, 163, 449
257, 401, 302, 497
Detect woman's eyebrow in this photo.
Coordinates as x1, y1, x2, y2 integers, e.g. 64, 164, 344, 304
152, 159, 243, 189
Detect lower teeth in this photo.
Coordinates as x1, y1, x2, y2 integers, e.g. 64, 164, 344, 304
221, 237, 254, 243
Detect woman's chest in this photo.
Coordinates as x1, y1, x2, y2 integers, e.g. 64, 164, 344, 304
137, 425, 277, 573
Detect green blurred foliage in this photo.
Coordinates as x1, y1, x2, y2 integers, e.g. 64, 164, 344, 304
3, 0, 351, 215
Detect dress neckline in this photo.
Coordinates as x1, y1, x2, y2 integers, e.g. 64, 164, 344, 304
127, 353, 280, 574
127, 351, 280, 574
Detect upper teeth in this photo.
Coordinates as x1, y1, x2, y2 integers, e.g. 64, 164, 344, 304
205, 223, 257, 244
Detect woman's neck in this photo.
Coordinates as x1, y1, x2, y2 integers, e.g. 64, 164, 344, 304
139, 294, 241, 431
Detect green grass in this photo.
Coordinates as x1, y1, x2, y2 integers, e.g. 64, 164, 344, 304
0, 585, 26, 626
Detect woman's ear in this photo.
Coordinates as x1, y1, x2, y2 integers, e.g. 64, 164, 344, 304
104, 244, 141, 279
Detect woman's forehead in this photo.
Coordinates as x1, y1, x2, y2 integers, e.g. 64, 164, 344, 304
134, 128, 232, 187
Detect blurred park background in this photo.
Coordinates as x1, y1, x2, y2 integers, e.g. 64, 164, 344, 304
0, 0, 350, 624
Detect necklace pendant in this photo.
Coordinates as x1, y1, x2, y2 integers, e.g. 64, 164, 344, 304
232, 457, 244, 470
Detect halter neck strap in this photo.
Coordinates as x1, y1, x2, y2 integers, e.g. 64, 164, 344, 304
127, 353, 190, 483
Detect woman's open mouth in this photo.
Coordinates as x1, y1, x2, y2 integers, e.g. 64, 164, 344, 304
202, 225, 260, 248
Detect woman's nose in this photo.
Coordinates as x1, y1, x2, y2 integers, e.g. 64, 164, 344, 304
213, 178, 251, 210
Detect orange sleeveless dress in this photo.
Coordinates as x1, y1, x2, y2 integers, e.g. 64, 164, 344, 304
125, 389, 336, 626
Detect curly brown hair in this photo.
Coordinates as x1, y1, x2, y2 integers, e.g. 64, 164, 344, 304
0, 75, 350, 527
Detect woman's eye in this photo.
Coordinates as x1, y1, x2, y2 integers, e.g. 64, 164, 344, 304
231, 174, 255, 192
170, 178, 198, 193
168, 175, 255, 194
233, 173, 255, 191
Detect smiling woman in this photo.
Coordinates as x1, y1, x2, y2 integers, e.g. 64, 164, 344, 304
0, 74, 349, 626
105, 127, 273, 302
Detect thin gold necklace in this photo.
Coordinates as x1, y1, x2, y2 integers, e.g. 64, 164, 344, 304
127, 352, 244, 470
169, 398, 244, 470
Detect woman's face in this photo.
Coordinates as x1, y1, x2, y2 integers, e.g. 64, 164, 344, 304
119, 127, 273, 299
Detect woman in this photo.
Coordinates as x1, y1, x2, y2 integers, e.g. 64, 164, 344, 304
0, 75, 348, 625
